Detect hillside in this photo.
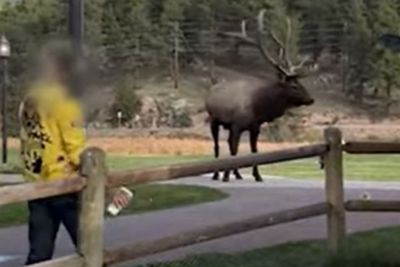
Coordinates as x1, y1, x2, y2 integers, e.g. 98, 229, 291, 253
86, 65, 400, 142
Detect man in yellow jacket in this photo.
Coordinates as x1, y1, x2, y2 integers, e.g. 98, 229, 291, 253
20, 42, 129, 265
20, 73, 84, 182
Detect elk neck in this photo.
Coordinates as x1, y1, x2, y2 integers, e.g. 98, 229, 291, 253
252, 81, 289, 123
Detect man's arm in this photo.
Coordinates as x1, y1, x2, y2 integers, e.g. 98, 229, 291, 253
55, 99, 130, 211
55, 99, 86, 170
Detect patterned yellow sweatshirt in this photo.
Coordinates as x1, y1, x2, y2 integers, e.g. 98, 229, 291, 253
19, 81, 85, 182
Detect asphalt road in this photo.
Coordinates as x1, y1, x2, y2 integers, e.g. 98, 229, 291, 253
1, 176, 400, 267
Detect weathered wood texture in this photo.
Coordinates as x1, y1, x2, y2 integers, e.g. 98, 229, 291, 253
324, 127, 346, 252
0, 177, 86, 206
109, 144, 328, 187
346, 200, 400, 212
78, 148, 107, 267
26, 255, 83, 267
344, 142, 400, 154
104, 202, 328, 265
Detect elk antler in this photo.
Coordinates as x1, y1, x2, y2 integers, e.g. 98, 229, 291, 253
255, 10, 289, 76
284, 17, 293, 71
241, 20, 247, 37
218, 9, 311, 76
283, 17, 311, 73
259, 11, 311, 75
258, 9, 285, 64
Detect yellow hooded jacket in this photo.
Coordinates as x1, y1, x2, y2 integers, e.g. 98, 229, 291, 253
19, 81, 85, 182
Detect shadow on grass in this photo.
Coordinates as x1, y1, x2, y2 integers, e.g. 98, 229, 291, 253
0, 184, 228, 228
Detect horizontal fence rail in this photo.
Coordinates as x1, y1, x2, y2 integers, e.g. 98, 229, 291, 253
343, 142, 400, 154
0, 144, 327, 206
104, 202, 328, 265
346, 200, 400, 212
0, 177, 86, 206
108, 144, 328, 187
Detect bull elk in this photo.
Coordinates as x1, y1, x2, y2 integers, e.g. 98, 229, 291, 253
206, 10, 315, 182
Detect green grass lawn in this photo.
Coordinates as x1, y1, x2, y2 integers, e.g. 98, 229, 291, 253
134, 226, 400, 267
107, 155, 209, 171
0, 184, 227, 228
0, 149, 20, 174
3, 147, 400, 181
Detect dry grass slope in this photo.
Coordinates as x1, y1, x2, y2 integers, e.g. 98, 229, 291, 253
6, 137, 309, 156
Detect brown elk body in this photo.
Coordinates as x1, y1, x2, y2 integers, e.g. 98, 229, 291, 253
206, 10, 315, 182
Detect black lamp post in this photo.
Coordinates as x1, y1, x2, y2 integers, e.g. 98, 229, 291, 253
68, 0, 84, 55
0, 35, 10, 164
68, 0, 84, 97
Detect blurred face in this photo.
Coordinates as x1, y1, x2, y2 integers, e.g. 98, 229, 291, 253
41, 55, 63, 82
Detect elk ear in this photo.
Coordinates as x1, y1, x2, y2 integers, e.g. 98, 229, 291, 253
277, 71, 287, 82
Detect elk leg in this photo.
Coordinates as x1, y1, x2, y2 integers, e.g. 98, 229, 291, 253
250, 127, 263, 182
234, 169, 244, 180
223, 127, 242, 182
210, 120, 220, 181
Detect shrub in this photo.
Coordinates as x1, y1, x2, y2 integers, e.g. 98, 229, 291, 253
109, 77, 141, 127
172, 109, 193, 128
263, 113, 304, 142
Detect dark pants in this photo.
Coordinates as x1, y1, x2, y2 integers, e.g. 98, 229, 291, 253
26, 193, 79, 265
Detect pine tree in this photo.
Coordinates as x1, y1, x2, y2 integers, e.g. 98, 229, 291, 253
366, 0, 400, 103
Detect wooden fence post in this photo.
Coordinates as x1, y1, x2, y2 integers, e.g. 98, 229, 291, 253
324, 127, 346, 253
78, 147, 107, 267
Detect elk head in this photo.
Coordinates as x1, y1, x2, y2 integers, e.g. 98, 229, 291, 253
278, 74, 314, 107
219, 9, 314, 107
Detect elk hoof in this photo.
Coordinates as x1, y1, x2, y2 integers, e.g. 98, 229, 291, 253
254, 175, 263, 182
212, 173, 220, 181
223, 170, 231, 182
234, 170, 243, 180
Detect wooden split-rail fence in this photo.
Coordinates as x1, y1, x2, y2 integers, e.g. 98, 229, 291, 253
1, 127, 400, 267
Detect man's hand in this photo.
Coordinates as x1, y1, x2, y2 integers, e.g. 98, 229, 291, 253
111, 189, 132, 209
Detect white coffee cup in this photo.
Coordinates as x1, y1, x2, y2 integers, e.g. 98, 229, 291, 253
107, 187, 134, 216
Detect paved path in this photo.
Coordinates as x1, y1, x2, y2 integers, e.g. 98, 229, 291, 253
0, 174, 23, 184
1, 176, 400, 266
